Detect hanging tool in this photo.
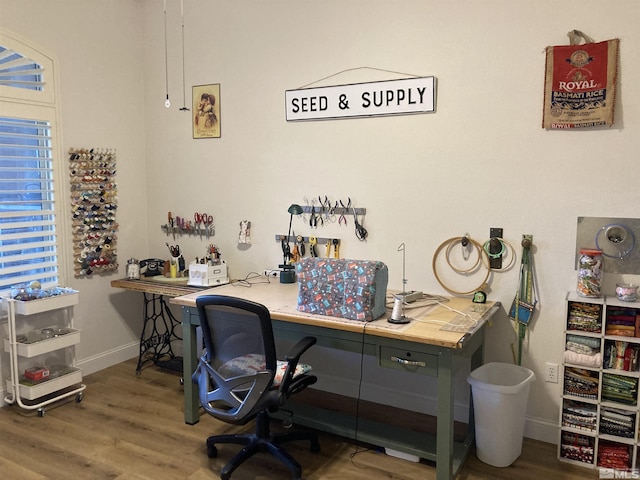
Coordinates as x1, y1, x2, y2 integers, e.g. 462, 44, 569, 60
296, 234, 306, 257
352, 206, 368, 241
202, 213, 214, 239
333, 239, 340, 258
339, 198, 350, 225
193, 212, 202, 239
168, 211, 175, 239
194, 212, 213, 240
309, 206, 317, 228
325, 239, 331, 257
309, 236, 317, 257
319, 195, 331, 222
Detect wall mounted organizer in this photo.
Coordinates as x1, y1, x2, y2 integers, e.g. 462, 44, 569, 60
69, 148, 118, 277
160, 211, 216, 239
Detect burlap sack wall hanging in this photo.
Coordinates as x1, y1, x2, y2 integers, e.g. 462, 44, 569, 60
542, 30, 619, 129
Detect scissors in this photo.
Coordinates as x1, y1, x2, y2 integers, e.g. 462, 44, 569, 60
194, 212, 213, 239
202, 213, 214, 239
166, 242, 181, 258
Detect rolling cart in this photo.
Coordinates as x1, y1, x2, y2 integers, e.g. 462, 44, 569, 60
2, 289, 85, 416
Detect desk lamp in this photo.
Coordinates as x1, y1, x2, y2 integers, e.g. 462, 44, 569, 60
279, 204, 303, 283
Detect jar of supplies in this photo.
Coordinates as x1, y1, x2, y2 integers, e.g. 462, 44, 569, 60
126, 258, 140, 280
577, 248, 603, 297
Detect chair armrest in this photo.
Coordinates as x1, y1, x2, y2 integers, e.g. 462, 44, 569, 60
279, 336, 317, 398
285, 336, 317, 364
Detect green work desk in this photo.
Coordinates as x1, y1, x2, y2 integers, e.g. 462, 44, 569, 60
171, 280, 498, 480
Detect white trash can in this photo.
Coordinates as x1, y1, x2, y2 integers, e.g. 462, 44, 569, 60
467, 362, 536, 467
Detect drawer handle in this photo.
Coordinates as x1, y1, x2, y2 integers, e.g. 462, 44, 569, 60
391, 355, 426, 367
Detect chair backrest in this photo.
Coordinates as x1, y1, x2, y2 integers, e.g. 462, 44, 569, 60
194, 295, 279, 424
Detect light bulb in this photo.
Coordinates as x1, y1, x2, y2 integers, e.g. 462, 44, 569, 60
165, 96, 171, 108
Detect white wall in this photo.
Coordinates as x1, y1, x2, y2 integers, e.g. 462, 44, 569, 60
3, 0, 640, 444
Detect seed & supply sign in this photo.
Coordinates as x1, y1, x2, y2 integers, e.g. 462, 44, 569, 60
285, 77, 436, 121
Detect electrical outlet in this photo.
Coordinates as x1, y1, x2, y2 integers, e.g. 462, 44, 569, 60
263, 269, 279, 278
545, 362, 559, 383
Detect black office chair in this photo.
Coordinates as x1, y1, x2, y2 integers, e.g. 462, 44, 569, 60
192, 294, 320, 480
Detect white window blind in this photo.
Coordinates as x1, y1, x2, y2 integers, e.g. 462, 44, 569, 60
0, 44, 44, 91
0, 32, 61, 294
0, 117, 58, 291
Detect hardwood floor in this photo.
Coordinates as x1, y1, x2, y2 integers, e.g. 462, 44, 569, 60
0, 359, 591, 479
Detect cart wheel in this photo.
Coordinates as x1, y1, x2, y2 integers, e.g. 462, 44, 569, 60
179, 377, 184, 386
76, 392, 84, 403
37, 408, 45, 417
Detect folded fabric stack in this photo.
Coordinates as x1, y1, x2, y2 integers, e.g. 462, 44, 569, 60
603, 340, 640, 372
606, 307, 637, 337
599, 407, 636, 438
563, 367, 599, 399
601, 373, 638, 405
564, 335, 602, 368
562, 400, 597, 432
598, 441, 631, 469
567, 302, 602, 333
560, 431, 594, 464
564, 334, 602, 367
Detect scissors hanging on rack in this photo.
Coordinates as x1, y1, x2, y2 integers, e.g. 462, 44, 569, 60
194, 212, 214, 239
202, 213, 214, 239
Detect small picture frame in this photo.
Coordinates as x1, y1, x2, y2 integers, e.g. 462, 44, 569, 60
192, 84, 221, 139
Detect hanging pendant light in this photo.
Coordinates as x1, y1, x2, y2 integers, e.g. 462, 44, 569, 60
163, 0, 170, 108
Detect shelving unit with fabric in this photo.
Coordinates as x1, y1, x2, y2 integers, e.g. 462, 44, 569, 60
559, 292, 640, 470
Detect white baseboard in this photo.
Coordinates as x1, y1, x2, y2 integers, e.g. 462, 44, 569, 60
76, 341, 140, 376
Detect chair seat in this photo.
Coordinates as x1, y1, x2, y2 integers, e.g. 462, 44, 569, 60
219, 353, 312, 387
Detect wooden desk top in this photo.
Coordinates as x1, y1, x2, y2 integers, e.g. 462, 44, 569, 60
111, 277, 204, 298
169, 278, 498, 349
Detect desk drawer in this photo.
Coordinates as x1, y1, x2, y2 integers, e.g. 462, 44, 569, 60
378, 346, 438, 376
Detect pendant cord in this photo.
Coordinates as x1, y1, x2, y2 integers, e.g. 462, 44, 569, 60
179, 0, 190, 111
163, 0, 170, 107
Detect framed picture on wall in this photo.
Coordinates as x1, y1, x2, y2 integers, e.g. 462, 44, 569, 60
192, 84, 221, 139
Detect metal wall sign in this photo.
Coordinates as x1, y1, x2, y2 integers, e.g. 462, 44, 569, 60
576, 216, 640, 274
285, 76, 436, 121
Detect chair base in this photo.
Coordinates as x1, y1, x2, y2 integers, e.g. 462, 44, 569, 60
207, 411, 319, 480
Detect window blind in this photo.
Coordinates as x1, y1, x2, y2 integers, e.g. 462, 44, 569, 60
0, 44, 44, 91
0, 116, 59, 292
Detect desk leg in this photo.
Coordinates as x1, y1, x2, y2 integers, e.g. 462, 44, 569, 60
182, 308, 200, 425
437, 350, 454, 480
136, 293, 182, 375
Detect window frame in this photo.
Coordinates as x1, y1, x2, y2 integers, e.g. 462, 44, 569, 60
0, 30, 68, 295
